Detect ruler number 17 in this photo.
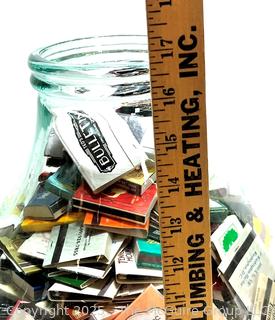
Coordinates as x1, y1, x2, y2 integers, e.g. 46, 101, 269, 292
160, 38, 173, 59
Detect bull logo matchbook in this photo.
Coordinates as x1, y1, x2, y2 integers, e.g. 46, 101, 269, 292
55, 107, 142, 193
68, 110, 116, 173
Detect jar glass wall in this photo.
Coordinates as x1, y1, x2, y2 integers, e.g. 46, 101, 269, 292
0, 35, 151, 227
0, 35, 157, 316
0, 32, 275, 319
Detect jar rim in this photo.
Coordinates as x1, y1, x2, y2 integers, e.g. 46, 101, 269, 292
28, 34, 148, 73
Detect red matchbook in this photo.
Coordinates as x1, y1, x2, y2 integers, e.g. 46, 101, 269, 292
72, 183, 157, 225
84, 211, 150, 239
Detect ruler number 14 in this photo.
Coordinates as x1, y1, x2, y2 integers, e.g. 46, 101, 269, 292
167, 176, 179, 193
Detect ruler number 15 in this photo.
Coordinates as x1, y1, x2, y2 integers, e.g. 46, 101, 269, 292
165, 134, 177, 152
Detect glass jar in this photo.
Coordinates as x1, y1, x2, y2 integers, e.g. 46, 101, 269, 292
1, 33, 274, 320
0, 35, 160, 316
0, 35, 151, 228
29, 35, 150, 113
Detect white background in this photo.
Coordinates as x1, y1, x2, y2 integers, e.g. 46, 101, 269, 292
1, 0, 275, 225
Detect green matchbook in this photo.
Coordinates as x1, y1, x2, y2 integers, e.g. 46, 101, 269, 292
133, 238, 162, 270
51, 274, 97, 290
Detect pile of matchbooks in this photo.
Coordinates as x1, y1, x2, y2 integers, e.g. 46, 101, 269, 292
0, 105, 275, 320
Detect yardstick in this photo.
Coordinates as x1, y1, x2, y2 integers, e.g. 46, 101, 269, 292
145, 1, 213, 319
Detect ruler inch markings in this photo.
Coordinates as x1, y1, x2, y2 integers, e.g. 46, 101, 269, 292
154, 108, 165, 112
151, 61, 163, 65
153, 96, 175, 100
151, 48, 173, 52
161, 205, 175, 208
151, 73, 169, 76
148, 10, 161, 13
166, 300, 186, 304
159, 184, 180, 188
165, 264, 184, 268
151, 85, 165, 88
162, 225, 182, 229
165, 283, 180, 287
153, 119, 170, 123
148, 22, 167, 27
150, 36, 162, 39
146, 0, 213, 319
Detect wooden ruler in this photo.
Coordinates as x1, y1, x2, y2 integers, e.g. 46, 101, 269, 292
145, 1, 213, 319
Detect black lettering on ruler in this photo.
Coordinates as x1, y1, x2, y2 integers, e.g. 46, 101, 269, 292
160, 38, 173, 47
159, 0, 172, 7
165, 134, 177, 152
187, 234, 207, 319
181, 91, 202, 196
178, 26, 198, 78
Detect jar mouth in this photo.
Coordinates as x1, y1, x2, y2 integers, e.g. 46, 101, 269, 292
29, 35, 148, 73
29, 35, 150, 102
